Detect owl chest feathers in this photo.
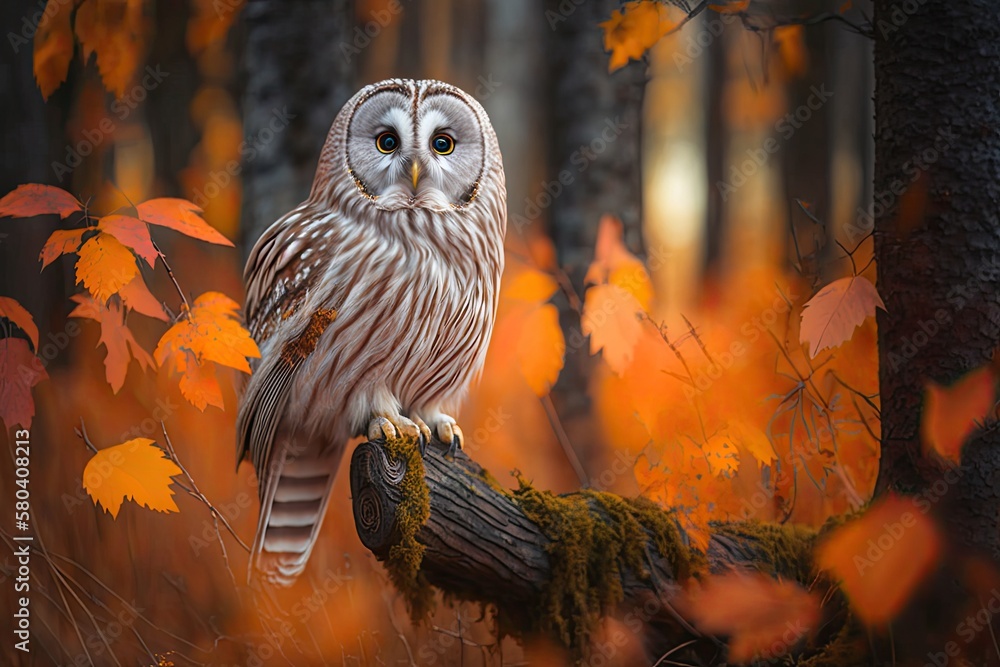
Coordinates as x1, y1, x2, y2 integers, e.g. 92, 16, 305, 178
259, 204, 502, 438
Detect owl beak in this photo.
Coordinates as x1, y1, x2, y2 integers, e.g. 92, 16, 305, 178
411, 162, 421, 189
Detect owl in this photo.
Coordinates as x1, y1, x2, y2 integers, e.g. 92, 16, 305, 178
237, 79, 507, 585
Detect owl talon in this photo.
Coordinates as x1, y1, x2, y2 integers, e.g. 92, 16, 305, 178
433, 419, 464, 455
412, 416, 432, 456
367, 415, 420, 446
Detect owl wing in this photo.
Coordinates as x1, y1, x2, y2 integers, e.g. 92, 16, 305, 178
237, 211, 321, 474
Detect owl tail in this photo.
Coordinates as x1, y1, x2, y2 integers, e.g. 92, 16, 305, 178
250, 440, 343, 586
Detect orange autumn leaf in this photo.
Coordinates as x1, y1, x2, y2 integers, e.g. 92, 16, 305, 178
175, 350, 224, 411
600, 1, 675, 72
582, 284, 643, 376
684, 572, 819, 663
70, 294, 155, 392
135, 198, 234, 246
922, 366, 996, 464
800, 276, 884, 358
0, 297, 39, 351
0, 338, 48, 431
702, 432, 741, 477
0, 184, 83, 219
586, 215, 653, 310
40, 228, 87, 268
516, 304, 565, 396
83, 438, 182, 519
75, 0, 147, 98
816, 494, 941, 625
76, 233, 140, 302
727, 420, 778, 469
98, 213, 158, 266
155, 292, 259, 407
119, 275, 168, 321
503, 267, 559, 303
33, 0, 75, 99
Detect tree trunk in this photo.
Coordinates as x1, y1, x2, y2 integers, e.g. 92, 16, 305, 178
872, 0, 1000, 556
544, 0, 646, 472
236, 0, 355, 255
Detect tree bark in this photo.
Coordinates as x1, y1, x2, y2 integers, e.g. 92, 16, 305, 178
236, 0, 355, 256
872, 0, 1000, 556
350, 440, 825, 662
543, 0, 647, 473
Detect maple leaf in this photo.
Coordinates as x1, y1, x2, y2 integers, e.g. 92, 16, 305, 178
98, 214, 158, 266
155, 292, 259, 407
118, 275, 168, 321
75, 0, 147, 98
922, 366, 996, 464
503, 268, 559, 303
0, 184, 83, 220
702, 432, 741, 476
75, 232, 140, 303
516, 304, 565, 396
135, 198, 234, 246
40, 228, 88, 269
83, 438, 182, 519
727, 420, 777, 469
582, 284, 643, 376
70, 294, 155, 392
0, 297, 39, 351
684, 572, 819, 662
799, 276, 885, 358
816, 494, 941, 625
0, 338, 48, 431
600, 1, 675, 72
33, 0, 74, 99
585, 215, 653, 310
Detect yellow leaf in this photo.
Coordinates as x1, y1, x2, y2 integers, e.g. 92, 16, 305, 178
83, 438, 182, 519
585, 215, 654, 310
816, 494, 941, 625
175, 351, 224, 411
33, 0, 74, 99
155, 292, 259, 408
599, 1, 675, 72
582, 284, 643, 376
727, 421, 777, 468
516, 304, 565, 396
98, 214, 158, 266
800, 276, 884, 358
685, 572, 819, 663
75, 233, 139, 303
922, 366, 996, 464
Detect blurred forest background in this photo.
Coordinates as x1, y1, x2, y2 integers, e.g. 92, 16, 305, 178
0, 0, 881, 664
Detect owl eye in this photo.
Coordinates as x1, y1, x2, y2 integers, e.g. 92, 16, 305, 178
431, 133, 455, 155
376, 132, 399, 154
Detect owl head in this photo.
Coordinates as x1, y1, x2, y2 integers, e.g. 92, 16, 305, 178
311, 79, 500, 213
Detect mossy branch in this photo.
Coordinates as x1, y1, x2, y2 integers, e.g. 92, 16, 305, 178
349, 439, 834, 662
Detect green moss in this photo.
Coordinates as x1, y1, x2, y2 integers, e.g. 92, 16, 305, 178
711, 520, 817, 584
511, 478, 698, 658
382, 434, 433, 621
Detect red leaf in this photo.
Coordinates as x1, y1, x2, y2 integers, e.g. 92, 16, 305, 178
40, 228, 87, 268
135, 198, 234, 246
0, 338, 48, 430
69, 295, 155, 393
922, 366, 997, 464
0, 184, 83, 219
0, 297, 39, 351
98, 214, 158, 266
